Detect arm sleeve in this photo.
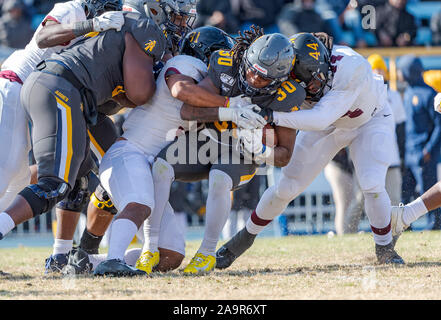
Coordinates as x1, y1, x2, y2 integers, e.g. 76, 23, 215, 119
273, 83, 363, 130
273, 60, 366, 130
272, 91, 354, 130
166, 56, 208, 83
42, 2, 85, 26
130, 18, 167, 62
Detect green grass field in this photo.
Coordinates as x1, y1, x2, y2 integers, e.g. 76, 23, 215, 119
1, 231, 441, 300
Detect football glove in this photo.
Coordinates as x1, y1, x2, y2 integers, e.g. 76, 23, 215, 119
226, 95, 252, 108
92, 11, 125, 32
435, 93, 441, 114
218, 104, 267, 130
236, 128, 273, 164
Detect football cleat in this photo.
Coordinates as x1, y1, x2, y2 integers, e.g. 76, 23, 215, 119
61, 247, 93, 275
93, 259, 147, 277
215, 246, 237, 269
44, 253, 69, 274
183, 253, 216, 274
215, 227, 256, 269
390, 204, 409, 237
135, 250, 160, 274
375, 242, 405, 265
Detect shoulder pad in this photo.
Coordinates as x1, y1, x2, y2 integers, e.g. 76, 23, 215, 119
257, 79, 306, 112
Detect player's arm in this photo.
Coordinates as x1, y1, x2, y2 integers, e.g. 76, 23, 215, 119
36, 11, 124, 49
112, 91, 137, 109
168, 74, 227, 107
123, 32, 156, 106
36, 19, 84, 48
272, 90, 352, 131
180, 103, 220, 122
167, 73, 221, 119
272, 70, 363, 131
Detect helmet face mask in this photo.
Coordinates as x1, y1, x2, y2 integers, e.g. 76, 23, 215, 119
238, 33, 294, 97
145, 0, 197, 54
238, 57, 286, 97
82, 0, 123, 18
290, 33, 331, 101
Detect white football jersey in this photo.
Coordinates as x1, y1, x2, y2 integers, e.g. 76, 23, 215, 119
122, 55, 208, 156
1, 1, 86, 81
327, 46, 388, 129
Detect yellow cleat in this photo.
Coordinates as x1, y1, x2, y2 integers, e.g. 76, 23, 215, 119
183, 253, 216, 274
135, 250, 159, 274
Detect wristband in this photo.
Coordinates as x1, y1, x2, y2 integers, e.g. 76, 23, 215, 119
224, 96, 230, 108
72, 19, 94, 37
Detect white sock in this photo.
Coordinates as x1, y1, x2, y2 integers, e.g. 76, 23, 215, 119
52, 239, 73, 255
402, 197, 428, 226
199, 170, 233, 256
364, 191, 392, 245
106, 219, 138, 261
144, 158, 174, 253
0, 212, 16, 237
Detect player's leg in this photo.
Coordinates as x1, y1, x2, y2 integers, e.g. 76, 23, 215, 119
155, 202, 185, 272
183, 139, 260, 274
79, 114, 119, 254
421, 160, 441, 229
136, 131, 210, 272
183, 167, 235, 274
216, 129, 345, 269
80, 184, 115, 254
0, 158, 32, 212
0, 79, 31, 205
392, 173, 441, 237
350, 111, 404, 264
94, 139, 153, 276
0, 73, 86, 247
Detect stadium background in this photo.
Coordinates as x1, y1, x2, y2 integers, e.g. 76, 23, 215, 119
0, 0, 440, 249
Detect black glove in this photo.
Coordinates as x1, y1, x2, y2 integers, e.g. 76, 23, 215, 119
259, 108, 274, 124
312, 32, 334, 54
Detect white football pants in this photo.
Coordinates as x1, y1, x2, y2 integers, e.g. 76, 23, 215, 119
255, 104, 395, 244
0, 79, 31, 211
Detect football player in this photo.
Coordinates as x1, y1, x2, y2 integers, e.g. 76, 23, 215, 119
0, 0, 124, 218
216, 33, 405, 269
46, 0, 198, 273
391, 182, 441, 237
0, 0, 126, 273
93, 26, 250, 276
138, 27, 304, 275
0, 10, 167, 274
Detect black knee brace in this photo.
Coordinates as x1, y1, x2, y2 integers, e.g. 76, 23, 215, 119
56, 176, 90, 212
90, 183, 117, 215
19, 177, 70, 217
